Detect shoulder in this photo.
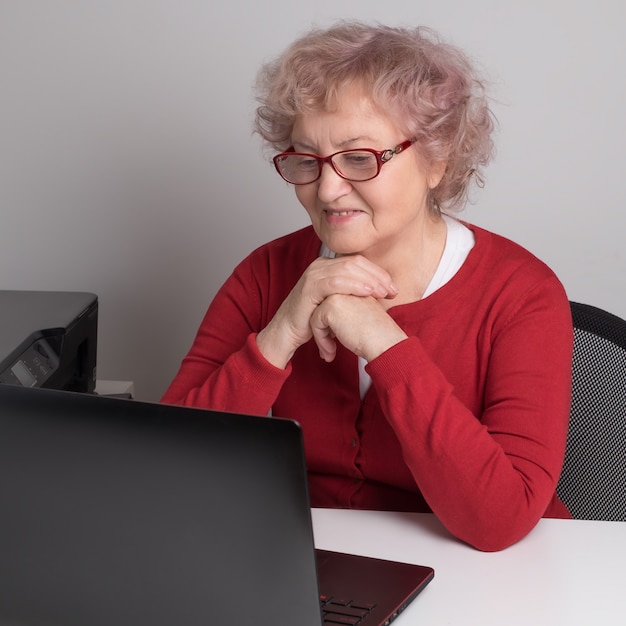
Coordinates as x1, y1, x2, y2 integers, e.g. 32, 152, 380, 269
466, 222, 561, 284
232, 226, 321, 282
247, 226, 320, 260
457, 222, 571, 328
213, 227, 321, 316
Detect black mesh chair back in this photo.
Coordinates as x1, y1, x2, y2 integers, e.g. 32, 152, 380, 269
556, 302, 626, 521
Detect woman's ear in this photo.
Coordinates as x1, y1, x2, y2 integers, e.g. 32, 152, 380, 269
428, 161, 447, 189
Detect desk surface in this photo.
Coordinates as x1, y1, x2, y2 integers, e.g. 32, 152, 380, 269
312, 509, 626, 625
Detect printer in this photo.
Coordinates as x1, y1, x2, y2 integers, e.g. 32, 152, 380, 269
0, 290, 98, 393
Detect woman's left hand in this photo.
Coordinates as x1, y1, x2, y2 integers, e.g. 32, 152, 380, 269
309, 293, 408, 362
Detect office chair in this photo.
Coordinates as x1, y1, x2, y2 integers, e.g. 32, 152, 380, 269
556, 301, 626, 521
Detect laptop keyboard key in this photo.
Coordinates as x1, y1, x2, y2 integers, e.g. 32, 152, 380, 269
323, 614, 362, 625
320, 595, 376, 625
326, 604, 368, 619
350, 601, 377, 611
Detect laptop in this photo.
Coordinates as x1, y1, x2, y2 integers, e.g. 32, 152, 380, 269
0, 384, 433, 626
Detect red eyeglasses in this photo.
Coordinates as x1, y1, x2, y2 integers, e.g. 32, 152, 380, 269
273, 139, 414, 185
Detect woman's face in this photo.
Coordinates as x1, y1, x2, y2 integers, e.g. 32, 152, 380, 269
291, 87, 444, 261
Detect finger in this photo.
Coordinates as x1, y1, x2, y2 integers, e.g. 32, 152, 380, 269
310, 314, 337, 362
311, 256, 399, 301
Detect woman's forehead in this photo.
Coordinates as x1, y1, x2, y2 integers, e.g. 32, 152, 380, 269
294, 85, 406, 140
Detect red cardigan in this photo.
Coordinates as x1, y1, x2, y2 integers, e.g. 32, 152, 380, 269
162, 224, 574, 551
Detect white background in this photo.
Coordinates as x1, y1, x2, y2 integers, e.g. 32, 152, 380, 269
1, 1, 624, 401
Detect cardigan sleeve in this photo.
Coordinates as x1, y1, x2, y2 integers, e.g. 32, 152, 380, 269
160, 255, 291, 415
366, 274, 573, 551
161, 227, 321, 413
161, 331, 290, 415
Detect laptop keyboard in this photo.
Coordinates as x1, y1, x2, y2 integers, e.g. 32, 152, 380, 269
320, 594, 377, 625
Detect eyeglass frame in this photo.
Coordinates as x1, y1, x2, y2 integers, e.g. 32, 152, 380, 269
272, 139, 415, 185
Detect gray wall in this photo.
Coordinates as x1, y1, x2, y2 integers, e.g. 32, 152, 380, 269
1, 1, 624, 401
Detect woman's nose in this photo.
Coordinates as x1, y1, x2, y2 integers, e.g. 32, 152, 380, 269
316, 162, 353, 202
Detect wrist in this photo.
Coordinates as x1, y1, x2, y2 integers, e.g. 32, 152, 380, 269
256, 326, 297, 369
362, 328, 408, 362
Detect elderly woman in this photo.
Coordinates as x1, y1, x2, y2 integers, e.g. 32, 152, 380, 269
162, 22, 573, 551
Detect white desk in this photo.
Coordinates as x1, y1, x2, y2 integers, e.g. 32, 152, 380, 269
94, 380, 135, 397
312, 509, 626, 625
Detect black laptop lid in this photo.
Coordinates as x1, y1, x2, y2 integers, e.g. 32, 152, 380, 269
0, 385, 322, 626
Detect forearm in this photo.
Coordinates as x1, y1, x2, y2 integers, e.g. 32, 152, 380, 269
161, 256, 292, 413
369, 330, 572, 551
161, 333, 290, 415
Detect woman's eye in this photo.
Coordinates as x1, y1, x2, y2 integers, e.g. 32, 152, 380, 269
295, 157, 319, 171
343, 153, 375, 168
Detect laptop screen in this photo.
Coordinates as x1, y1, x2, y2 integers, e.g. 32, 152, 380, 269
0, 385, 323, 626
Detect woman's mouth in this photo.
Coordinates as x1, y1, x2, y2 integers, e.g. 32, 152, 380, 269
324, 209, 362, 217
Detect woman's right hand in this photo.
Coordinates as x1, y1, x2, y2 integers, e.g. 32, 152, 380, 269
256, 254, 398, 368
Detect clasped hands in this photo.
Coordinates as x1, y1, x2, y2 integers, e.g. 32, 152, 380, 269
256, 255, 409, 369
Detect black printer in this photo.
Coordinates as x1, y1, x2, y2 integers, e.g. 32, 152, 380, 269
0, 290, 98, 393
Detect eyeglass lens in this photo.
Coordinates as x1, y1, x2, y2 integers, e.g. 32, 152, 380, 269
277, 150, 379, 184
